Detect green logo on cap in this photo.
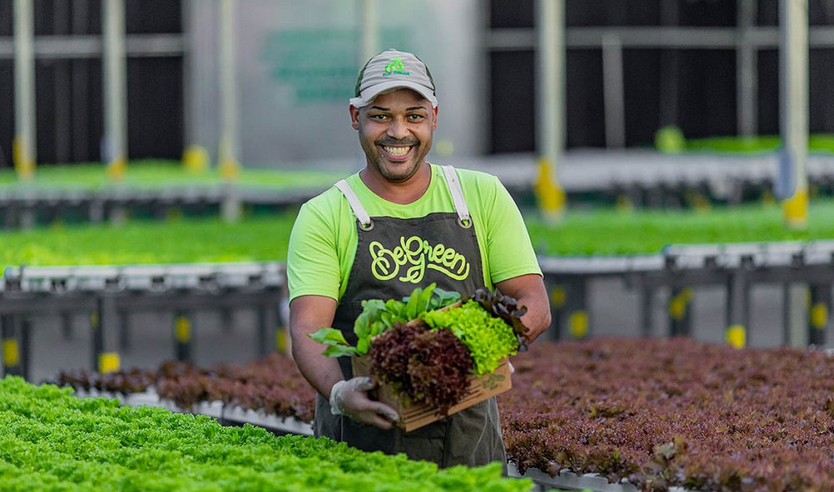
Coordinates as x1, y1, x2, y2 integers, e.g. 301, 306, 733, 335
384, 58, 410, 76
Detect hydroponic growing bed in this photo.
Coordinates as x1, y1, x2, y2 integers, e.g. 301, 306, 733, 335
4, 199, 834, 268
0, 376, 529, 492
57, 338, 834, 492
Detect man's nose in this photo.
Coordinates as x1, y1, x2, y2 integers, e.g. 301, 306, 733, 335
386, 117, 409, 140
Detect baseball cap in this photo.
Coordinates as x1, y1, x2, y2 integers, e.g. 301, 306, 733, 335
350, 49, 438, 108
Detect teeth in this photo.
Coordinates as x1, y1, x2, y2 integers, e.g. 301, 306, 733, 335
383, 146, 410, 157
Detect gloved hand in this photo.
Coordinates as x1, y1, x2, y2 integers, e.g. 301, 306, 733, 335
330, 377, 399, 429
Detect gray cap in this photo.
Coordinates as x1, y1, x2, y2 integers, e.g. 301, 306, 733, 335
350, 49, 438, 108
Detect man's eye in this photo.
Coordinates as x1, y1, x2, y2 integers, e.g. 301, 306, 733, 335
408, 114, 425, 121
370, 114, 387, 120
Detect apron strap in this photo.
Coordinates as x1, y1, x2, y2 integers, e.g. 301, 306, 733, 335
441, 165, 472, 228
335, 180, 373, 230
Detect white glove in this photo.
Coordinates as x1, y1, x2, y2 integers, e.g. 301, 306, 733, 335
329, 377, 399, 428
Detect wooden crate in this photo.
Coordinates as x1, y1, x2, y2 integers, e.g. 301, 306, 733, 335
352, 356, 512, 433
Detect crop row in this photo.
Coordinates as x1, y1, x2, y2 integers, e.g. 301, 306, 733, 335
59, 338, 834, 492
0, 160, 345, 190
4, 200, 834, 267
0, 376, 529, 492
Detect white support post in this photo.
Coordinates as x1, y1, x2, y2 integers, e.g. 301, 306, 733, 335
535, 0, 566, 222
601, 33, 625, 149
218, 0, 240, 181
779, 0, 809, 229
13, 0, 36, 180
218, 0, 241, 222
180, 0, 209, 173
737, 0, 758, 137
103, 0, 128, 182
359, 0, 379, 65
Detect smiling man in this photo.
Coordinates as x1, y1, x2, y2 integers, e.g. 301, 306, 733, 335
287, 49, 550, 470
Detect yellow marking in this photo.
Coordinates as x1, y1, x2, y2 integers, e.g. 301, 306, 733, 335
107, 155, 127, 182
276, 328, 288, 354
569, 311, 588, 339
99, 353, 120, 374
668, 288, 693, 321
13, 137, 35, 180
175, 317, 191, 343
615, 195, 633, 212
726, 325, 746, 349
549, 286, 566, 308
182, 145, 210, 173
783, 189, 808, 229
219, 136, 240, 181
534, 158, 566, 222
811, 303, 828, 330
90, 312, 99, 328
3, 339, 19, 367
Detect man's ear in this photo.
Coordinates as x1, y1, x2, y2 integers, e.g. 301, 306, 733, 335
432, 106, 439, 131
350, 105, 360, 130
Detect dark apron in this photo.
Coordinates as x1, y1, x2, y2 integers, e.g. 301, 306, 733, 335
313, 176, 507, 470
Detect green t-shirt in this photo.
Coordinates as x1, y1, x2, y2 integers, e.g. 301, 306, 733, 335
287, 163, 541, 302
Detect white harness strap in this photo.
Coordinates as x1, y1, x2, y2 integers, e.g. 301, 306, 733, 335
335, 166, 471, 228
441, 165, 472, 226
335, 180, 372, 229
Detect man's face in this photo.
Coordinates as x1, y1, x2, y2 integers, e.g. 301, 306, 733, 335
350, 89, 438, 183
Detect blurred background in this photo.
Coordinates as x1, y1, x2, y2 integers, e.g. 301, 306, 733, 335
1, 0, 834, 382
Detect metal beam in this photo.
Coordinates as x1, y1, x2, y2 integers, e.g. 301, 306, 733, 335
485, 26, 834, 51
0, 35, 185, 59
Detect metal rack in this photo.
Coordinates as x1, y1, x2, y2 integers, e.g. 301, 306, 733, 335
540, 240, 834, 345
0, 184, 323, 228
0, 262, 286, 379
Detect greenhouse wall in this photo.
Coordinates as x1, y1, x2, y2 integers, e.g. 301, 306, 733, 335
186, 0, 486, 167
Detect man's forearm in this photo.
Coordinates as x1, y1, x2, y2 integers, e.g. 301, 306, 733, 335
291, 330, 345, 399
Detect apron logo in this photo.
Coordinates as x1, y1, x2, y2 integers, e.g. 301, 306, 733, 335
369, 236, 470, 284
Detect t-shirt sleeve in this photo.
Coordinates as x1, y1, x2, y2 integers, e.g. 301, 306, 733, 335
484, 176, 542, 283
287, 201, 342, 303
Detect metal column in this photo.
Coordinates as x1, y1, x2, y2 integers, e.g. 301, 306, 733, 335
257, 304, 277, 357
103, 0, 128, 182
1, 315, 23, 377
809, 285, 831, 347
779, 0, 809, 228
546, 281, 566, 340
668, 287, 693, 337
638, 285, 653, 337
93, 297, 121, 374
13, 0, 36, 180
174, 312, 193, 362
564, 280, 589, 340
726, 268, 750, 348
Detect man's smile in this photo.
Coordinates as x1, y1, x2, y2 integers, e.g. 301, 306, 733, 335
379, 145, 414, 161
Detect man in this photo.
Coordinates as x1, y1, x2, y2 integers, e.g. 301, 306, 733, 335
288, 49, 550, 469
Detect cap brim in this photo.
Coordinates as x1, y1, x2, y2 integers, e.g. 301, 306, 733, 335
349, 80, 438, 108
